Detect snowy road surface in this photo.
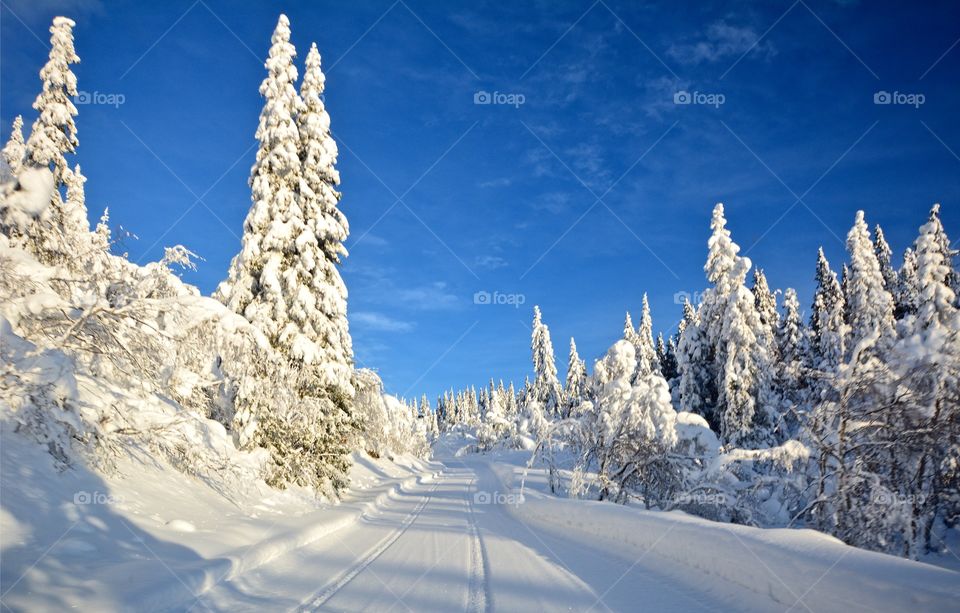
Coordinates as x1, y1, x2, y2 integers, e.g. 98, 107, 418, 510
2, 432, 958, 612
192, 454, 959, 612
198, 461, 721, 613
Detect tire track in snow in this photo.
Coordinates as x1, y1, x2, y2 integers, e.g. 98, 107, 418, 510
465, 476, 490, 613
295, 478, 442, 612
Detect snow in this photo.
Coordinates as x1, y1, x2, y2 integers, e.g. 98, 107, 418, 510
3, 427, 957, 612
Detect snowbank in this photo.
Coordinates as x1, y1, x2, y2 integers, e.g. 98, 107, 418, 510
494, 462, 960, 612
0, 426, 442, 611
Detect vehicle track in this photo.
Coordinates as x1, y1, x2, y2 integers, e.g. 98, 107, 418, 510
294, 478, 443, 612
465, 476, 490, 613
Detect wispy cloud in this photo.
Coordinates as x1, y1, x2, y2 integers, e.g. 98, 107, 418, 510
532, 191, 575, 215
352, 311, 414, 332
478, 177, 513, 188
395, 282, 460, 310
349, 266, 461, 311
474, 255, 508, 269
667, 21, 776, 65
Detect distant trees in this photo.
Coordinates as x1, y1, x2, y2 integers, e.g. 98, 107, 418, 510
440, 202, 959, 562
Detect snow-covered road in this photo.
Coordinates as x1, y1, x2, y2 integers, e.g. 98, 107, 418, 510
198, 460, 722, 613
192, 452, 960, 612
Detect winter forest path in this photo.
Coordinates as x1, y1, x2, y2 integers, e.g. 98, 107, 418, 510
193, 456, 731, 613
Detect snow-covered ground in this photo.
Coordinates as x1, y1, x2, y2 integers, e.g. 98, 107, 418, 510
2, 428, 958, 612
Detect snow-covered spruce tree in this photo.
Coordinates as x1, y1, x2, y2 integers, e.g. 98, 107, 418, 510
923, 203, 960, 301
477, 379, 509, 450
807, 213, 902, 551
579, 340, 679, 504
622, 311, 640, 351
874, 224, 899, 298
60, 165, 95, 254
774, 288, 806, 439
845, 211, 896, 356
840, 263, 851, 325
2, 116, 25, 176
292, 41, 354, 395
677, 298, 714, 427
656, 332, 679, 384
701, 203, 741, 350
809, 248, 846, 379
216, 16, 355, 497
564, 337, 587, 416
691, 203, 743, 428
718, 258, 775, 449
752, 268, 778, 350
504, 381, 519, 426
695, 204, 774, 447
896, 247, 920, 320
635, 293, 659, 378
26, 17, 79, 184
528, 305, 562, 419
12, 17, 87, 265
892, 205, 960, 555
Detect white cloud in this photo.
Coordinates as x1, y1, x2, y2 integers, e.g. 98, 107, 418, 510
478, 177, 513, 188
474, 255, 508, 269
395, 282, 460, 310
352, 311, 414, 333
667, 21, 775, 65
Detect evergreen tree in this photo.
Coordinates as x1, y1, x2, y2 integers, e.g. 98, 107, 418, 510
701, 203, 741, 351
15, 17, 84, 264
2, 116, 25, 176
810, 247, 846, 375
61, 164, 93, 253
914, 205, 958, 330
529, 305, 563, 417
677, 299, 714, 427
899, 206, 960, 553
718, 259, 774, 448
921, 204, 960, 301
775, 288, 806, 438
622, 311, 640, 348
874, 224, 899, 297
752, 268, 778, 342
26, 17, 79, 184
292, 41, 354, 396
845, 211, 896, 355
564, 337, 587, 416
505, 381, 519, 424
840, 264, 851, 325
656, 332, 678, 382
635, 293, 659, 377
216, 15, 354, 496
896, 247, 920, 319
694, 203, 774, 445
752, 269, 778, 326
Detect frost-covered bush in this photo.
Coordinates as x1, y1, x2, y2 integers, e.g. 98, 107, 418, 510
352, 369, 430, 460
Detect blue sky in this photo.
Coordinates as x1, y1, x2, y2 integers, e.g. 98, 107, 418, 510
2, 0, 959, 403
